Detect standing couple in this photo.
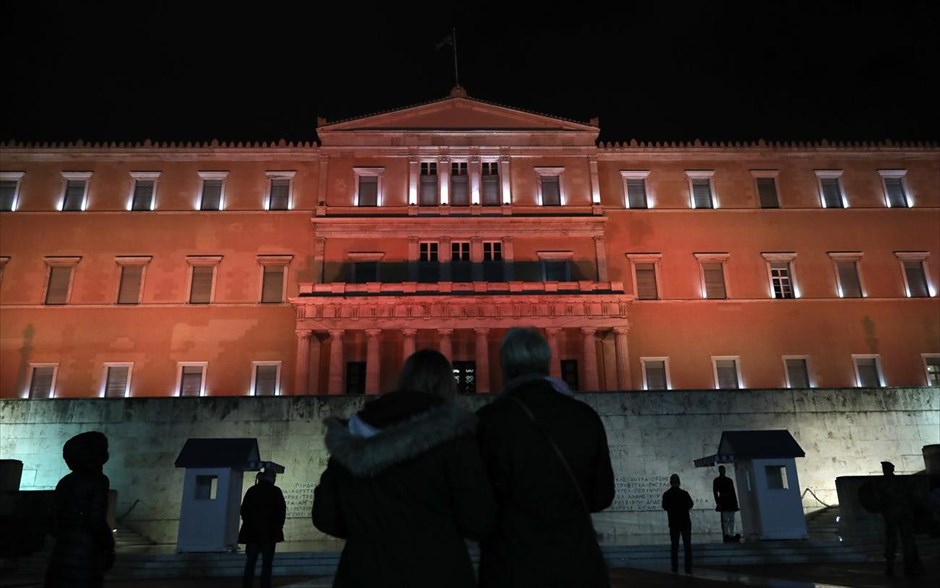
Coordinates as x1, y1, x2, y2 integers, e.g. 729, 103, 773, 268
312, 327, 616, 587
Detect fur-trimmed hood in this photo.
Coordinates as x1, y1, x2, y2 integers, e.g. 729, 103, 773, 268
325, 401, 477, 477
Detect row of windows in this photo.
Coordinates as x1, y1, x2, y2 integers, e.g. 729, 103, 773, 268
25, 353, 940, 398
628, 251, 934, 300
0, 166, 917, 212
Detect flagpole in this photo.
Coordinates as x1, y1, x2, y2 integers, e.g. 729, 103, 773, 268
452, 27, 460, 87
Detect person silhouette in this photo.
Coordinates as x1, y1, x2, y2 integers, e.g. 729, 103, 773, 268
713, 465, 740, 542
662, 473, 694, 574
238, 467, 286, 588
878, 461, 921, 577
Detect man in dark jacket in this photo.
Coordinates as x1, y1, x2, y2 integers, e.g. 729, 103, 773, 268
713, 465, 740, 542
878, 461, 921, 577
239, 468, 286, 588
662, 474, 694, 574
476, 327, 616, 588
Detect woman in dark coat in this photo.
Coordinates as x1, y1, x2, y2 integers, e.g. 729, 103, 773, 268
312, 349, 496, 588
44, 431, 115, 588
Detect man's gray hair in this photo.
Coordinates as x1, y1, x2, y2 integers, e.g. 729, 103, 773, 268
500, 327, 551, 380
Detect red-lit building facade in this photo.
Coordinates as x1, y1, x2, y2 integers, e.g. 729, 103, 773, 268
1, 91, 938, 397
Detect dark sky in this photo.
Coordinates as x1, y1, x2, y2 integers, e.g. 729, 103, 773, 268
4, 1, 938, 145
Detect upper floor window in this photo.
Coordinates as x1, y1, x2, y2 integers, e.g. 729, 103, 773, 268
535, 167, 564, 206
266, 171, 294, 210
483, 240, 503, 281
450, 162, 469, 206
347, 252, 382, 284
451, 241, 471, 281
187, 256, 222, 304
627, 254, 661, 300
116, 256, 151, 304
481, 162, 500, 206
129, 172, 159, 211
44, 256, 81, 305
61, 172, 92, 211
815, 170, 846, 208
102, 363, 132, 398
641, 357, 670, 390
538, 251, 572, 281
695, 253, 728, 300
258, 255, 291, 302
923, 354, 940, 386
251, 362, 281, 396
853, 355, 883, 387
712, 357, 741, 389
762, 253, 798, 299
895, 252, 932, 297
419, 162, 439, 206
198, 171, 228, 210
621, 171, 650, 209
0, 171, 24, 211
829, 252, 864, 298
28, 364, 58, 399
879, 170, 910, 208
783, 356, 811, 388
419, 241, 439, 282
354, 168, 381, 207
751, 171, 779, 208
177, 362, 207, 396
686, 170, 716, 209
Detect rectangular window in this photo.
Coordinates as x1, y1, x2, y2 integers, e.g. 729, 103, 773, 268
642, 358, 668, 390
784, 357, 810, 388
252, 363, 279, 396
62, 179, 87, 211
351, 261, 379, 283
45, 265, 74, 305
195, 475, 218, 500
766, 465, 789, 490
483, 241, 503, 281
560, 359, 579, 392
542, 260, 569, 281
689, 175, 715, 209
131, 179, 155, 211
189, 265, 215, 304
419, 241, 439, 283
701, 262, 727, 300
453, 361, 476, 394
635, 262, 658, 300
419, 162, 438, 206
200, 179, 223, 210
482, 162, 500, 205
714, 358, 740, 389
853, 356, 883, 387
816, 172, 845, 208
268, 178, 290, 210
756, 177, 779, 209
770, 262, 794, 299
117, 264, 144, 304
924, 355, 940, 386
540, 175, 561, 206
178, 364, 206, 396
833, 257, 863, 298
261, 265, 285, 303
346, 361, 366, 395
29, 365, 57, 399
357, 176, 378, 207
450, 162, 469, 206
0, 173, 23, 211
626, 178, 648, 209
451, 241, 471, 282
880, 171, 910, 208
103, 364, 131, 398
897, 253, 930, 298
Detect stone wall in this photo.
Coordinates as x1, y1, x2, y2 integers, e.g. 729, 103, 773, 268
1, 387, 937, 545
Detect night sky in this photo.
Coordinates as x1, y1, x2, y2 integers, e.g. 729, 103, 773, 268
4, 1, 938, 145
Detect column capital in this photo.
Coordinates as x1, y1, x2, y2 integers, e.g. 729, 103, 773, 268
545, 327, 561, 335
402, 328, 417, 337
613, 326, 630, 335
594, 235, 606, 243
437, 328, 454, 336
580, 326, 597, 336
474, 327, 490, 335
328, 328, 345, 338
295, 329, 312, 339
366, 328, 382, 337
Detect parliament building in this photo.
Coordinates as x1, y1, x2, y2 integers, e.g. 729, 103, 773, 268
2, 88, 938, 398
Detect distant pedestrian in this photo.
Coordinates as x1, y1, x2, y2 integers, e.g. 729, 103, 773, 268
44, 431, 115, 588
877, 461, 921, 577
713, 465, 740, 542
238, 467, 286, 588
662, 473, 694, 574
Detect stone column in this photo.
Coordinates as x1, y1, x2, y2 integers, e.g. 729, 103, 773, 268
328, 329, 345, 395
294, 329, 311, 394
474, 328, 490, 393
614, 326, 631, 391
499, 156, 511, 204
402, 328, 417, 361
545, 327, 562, 378
366, 329, 381, 395
581, 327, 599, 392
438, 328, 454, 362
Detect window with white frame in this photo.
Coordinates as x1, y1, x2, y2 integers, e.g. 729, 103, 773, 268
483, 240, 503, 281
418, 241, 439, 282
783, 356, 811, 388
481, 162, 500, 205
116, 256, 151, 304
419, 162, 438, 205
621, 171, 650, 209
815, 170, 846, 208
61, 172, 92, 211
751, 171, 779, 209
28, 364, 57, 398
641, 358, 670, 390
450, 162, 469, 206
538, 251, 572, 282
451, 241, 471, 281
198, 171, 228, 210
686, 170, 716, 209
829, 252, 864, 298
763, 253, 797, 299
536, 167, 564, 206
44, 257, 80, 305
102, 363, 132, 398
353, 168, 381, 207
627, 254, 661, 300
879, 170, 910, 208
923, 354, 940, 386
129, 172, 159, 211
695, 253, 728, 299
267, 171, 294, 210
258, 255, 291, 302
895, 252, 931, 297
251, 362, 280, 396
347, 252, 383, 284
853, 355, 883, 387
187, 256, 222, 304
177, 363, 207, 396
713, 357, 741, 389
0, 171, 24, 211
